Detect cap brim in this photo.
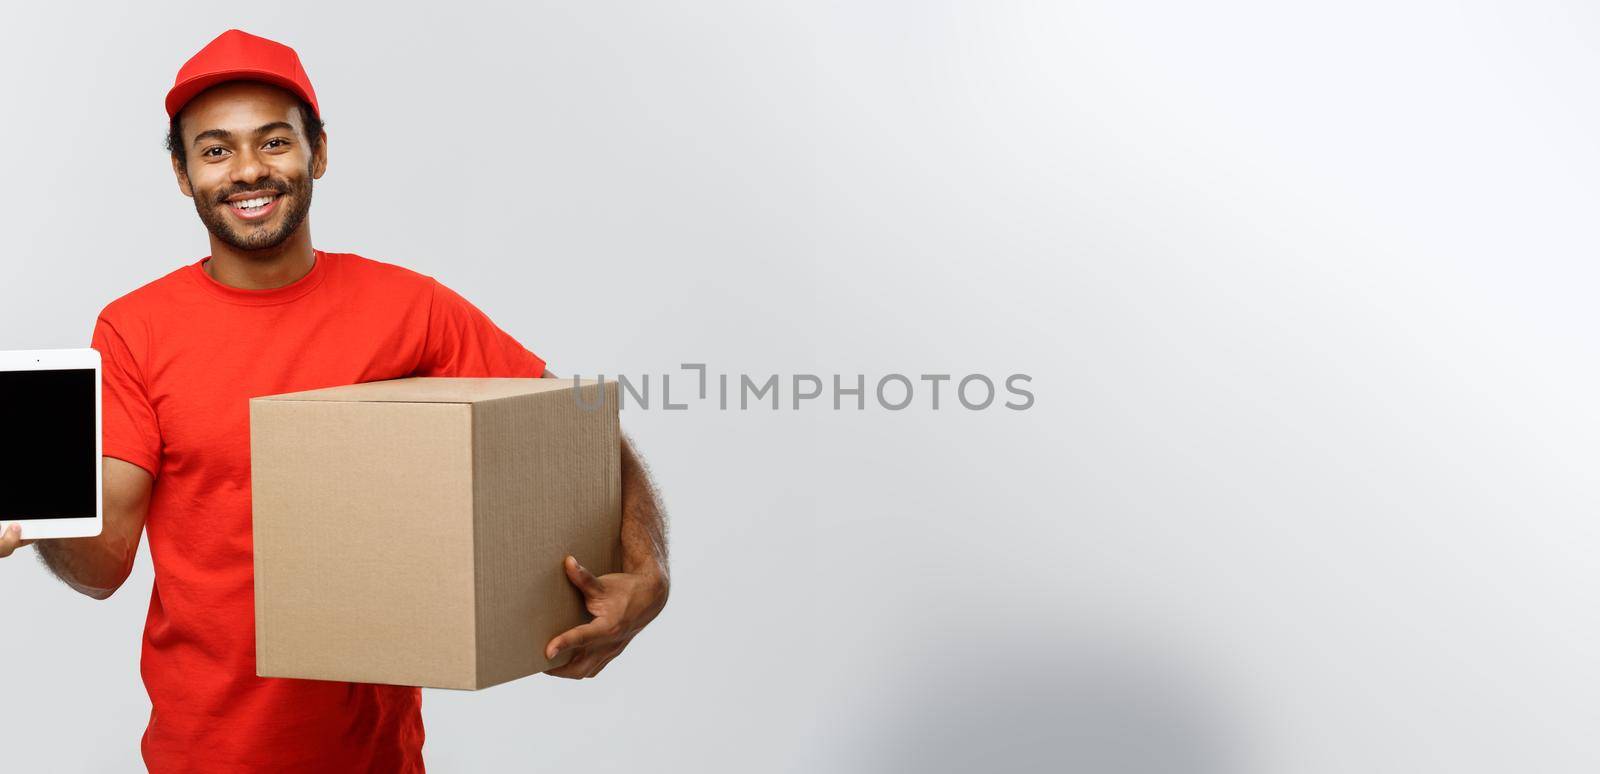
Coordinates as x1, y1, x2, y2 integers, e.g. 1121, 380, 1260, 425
165, 68, 317, 119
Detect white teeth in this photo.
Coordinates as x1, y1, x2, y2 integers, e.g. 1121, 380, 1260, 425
231, 196, 275, 210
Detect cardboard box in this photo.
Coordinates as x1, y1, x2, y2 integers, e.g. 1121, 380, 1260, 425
249, 377, 620, 690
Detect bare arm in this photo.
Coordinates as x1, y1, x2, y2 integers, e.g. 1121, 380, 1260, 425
29, 458, 152, 600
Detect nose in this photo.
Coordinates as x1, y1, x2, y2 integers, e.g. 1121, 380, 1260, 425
228, 145, 270, 187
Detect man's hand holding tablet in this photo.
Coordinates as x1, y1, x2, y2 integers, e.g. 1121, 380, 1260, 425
0, 348, 154, 598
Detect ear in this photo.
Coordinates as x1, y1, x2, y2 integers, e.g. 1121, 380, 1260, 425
311, 130, 329, 180
171, 154, 193, 198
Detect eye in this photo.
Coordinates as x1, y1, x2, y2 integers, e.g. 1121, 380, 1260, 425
201, 147, 228, 158
264, 138, 291, 150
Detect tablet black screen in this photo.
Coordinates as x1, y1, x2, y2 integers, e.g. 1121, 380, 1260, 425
0, 368, 96, 520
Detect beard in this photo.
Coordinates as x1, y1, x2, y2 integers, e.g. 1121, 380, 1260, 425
194, 170, 314, 251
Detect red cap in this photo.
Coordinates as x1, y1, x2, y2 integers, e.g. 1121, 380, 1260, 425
166, 29, 319, 119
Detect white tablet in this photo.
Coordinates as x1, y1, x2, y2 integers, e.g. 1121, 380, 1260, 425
0, 348, 102, 539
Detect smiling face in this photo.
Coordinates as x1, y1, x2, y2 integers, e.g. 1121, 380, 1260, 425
171, 81, 327, 251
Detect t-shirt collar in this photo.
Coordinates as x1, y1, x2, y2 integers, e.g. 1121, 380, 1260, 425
188, 249, 331, 306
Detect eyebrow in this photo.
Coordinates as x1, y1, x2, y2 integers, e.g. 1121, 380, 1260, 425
191, 121, 297, 148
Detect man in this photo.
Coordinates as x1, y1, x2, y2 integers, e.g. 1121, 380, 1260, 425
0, 29, 669, 772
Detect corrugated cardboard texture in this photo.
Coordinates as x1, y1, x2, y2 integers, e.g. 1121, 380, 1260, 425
473, 381, 620, 689
250, 377, 620, 690
251, 400, 478, 688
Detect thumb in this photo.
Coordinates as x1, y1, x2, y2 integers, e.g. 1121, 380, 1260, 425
0, 524, 30, 558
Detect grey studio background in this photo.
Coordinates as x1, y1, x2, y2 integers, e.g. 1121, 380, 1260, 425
2, 1, 1598, 772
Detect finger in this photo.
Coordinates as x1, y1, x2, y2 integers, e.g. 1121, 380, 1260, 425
0, 524, 23, 558
584, 646, 624, 679
544, 647, 590, 679
546, 615, 621, 660
557, 655, 602, 679
563, 645, 619, 680
588, 635, 634, 678
563, 555, 603, 597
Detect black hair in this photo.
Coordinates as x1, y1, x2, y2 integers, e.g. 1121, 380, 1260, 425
165, 91, 324, 170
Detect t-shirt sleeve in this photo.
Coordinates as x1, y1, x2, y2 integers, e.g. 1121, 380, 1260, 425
416, 278, 548, 378
90, 316, 162, 479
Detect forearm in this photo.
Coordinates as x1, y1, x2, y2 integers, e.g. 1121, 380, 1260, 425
619, 433, 670, 588
36, 534, 138, 600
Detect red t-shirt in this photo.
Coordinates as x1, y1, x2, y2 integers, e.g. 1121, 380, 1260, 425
89, 250, 547, 773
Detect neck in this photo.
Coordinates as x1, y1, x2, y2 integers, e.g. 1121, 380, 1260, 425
202, 221, 316, 290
